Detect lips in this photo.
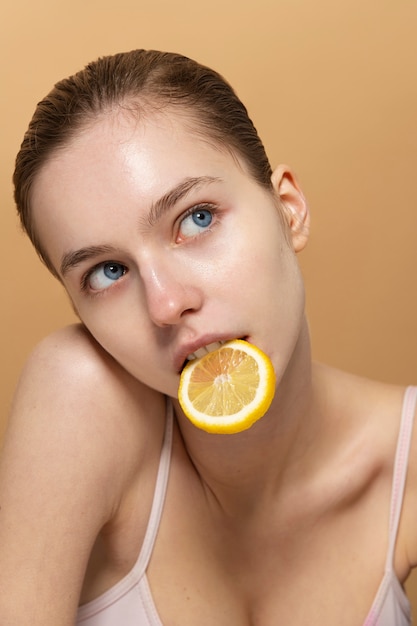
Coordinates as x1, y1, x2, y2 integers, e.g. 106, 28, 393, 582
176, 336, 248, 373
186, 340, 226, 361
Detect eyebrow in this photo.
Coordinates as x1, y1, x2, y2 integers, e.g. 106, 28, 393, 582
59, 176, 222, 278
144, 175, 222, 228
60, 245, 118, 277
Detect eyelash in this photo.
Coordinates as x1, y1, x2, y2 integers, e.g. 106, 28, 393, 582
80, 270, 91, 293
79, 203, 220, 294
80, 262, 128, 294
177, 203, 218, 238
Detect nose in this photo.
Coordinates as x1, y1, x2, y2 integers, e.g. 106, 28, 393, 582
141, 259, 203, 327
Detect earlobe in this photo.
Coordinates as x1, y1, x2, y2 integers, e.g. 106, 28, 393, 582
271, 165, 310, 252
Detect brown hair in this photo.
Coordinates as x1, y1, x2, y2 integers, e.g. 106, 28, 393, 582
13, 49, 273, 277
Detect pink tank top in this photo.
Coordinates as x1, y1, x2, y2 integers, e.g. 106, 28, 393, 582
76, 388, 417, 626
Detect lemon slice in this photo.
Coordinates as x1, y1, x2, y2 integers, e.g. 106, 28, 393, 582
178, 339, 276, 434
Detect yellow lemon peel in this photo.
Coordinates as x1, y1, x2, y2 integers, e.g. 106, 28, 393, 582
178, 339, 276, 434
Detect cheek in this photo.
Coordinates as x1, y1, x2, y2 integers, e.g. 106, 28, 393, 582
71, 292, 139, 353
79, 313, 165, 387
202, 226, 287, 301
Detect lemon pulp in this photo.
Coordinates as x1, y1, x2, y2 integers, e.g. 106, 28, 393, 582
178, 339, 276, 434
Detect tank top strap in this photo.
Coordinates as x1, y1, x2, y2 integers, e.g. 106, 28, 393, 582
385, 386, 417, 569
133, 398, 174, 577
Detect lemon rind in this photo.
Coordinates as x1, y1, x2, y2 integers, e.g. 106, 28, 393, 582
178, 339, 276, 434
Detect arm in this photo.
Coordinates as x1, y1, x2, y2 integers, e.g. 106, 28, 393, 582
0, 325, 153, 625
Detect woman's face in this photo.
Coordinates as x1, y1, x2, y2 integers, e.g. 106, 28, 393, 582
31, 110, 308, 398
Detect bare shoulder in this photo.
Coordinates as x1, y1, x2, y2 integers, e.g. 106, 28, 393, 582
17, 322, 142, 398
313, 362, 407, 433
315, 363, 417, 572
312, 364, 408, 503
345, 373, 417, 577
6, 323, 166, 485
0, 324, 166, 623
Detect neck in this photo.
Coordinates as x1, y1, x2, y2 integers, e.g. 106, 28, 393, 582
172, 319, 319, 514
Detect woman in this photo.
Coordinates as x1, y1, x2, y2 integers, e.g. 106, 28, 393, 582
1, 49, 416, 625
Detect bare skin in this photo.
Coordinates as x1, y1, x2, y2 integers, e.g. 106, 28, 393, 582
0, 110, 416, 625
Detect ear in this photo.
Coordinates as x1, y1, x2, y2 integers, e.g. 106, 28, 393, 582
271, 165, 310, 252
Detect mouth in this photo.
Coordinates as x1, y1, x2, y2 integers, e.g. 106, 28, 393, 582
180, 337, 247, 373
186, 340, 227, 361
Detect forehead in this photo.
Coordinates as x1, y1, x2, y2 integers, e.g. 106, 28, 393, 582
33, 107, 233, 199
30, 109, 246, 267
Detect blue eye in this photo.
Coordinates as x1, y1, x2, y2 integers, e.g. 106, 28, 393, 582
87, 262, 127, 291
179, 207, 213, 238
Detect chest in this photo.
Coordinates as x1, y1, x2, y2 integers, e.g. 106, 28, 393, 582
146, 475, 393, 626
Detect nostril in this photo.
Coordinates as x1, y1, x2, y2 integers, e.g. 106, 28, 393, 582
143, 267, 203, 328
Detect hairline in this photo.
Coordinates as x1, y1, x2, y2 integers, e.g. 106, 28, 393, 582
27, 101, 275, 279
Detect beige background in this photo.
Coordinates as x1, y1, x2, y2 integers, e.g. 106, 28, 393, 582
1, 0, 416, 611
